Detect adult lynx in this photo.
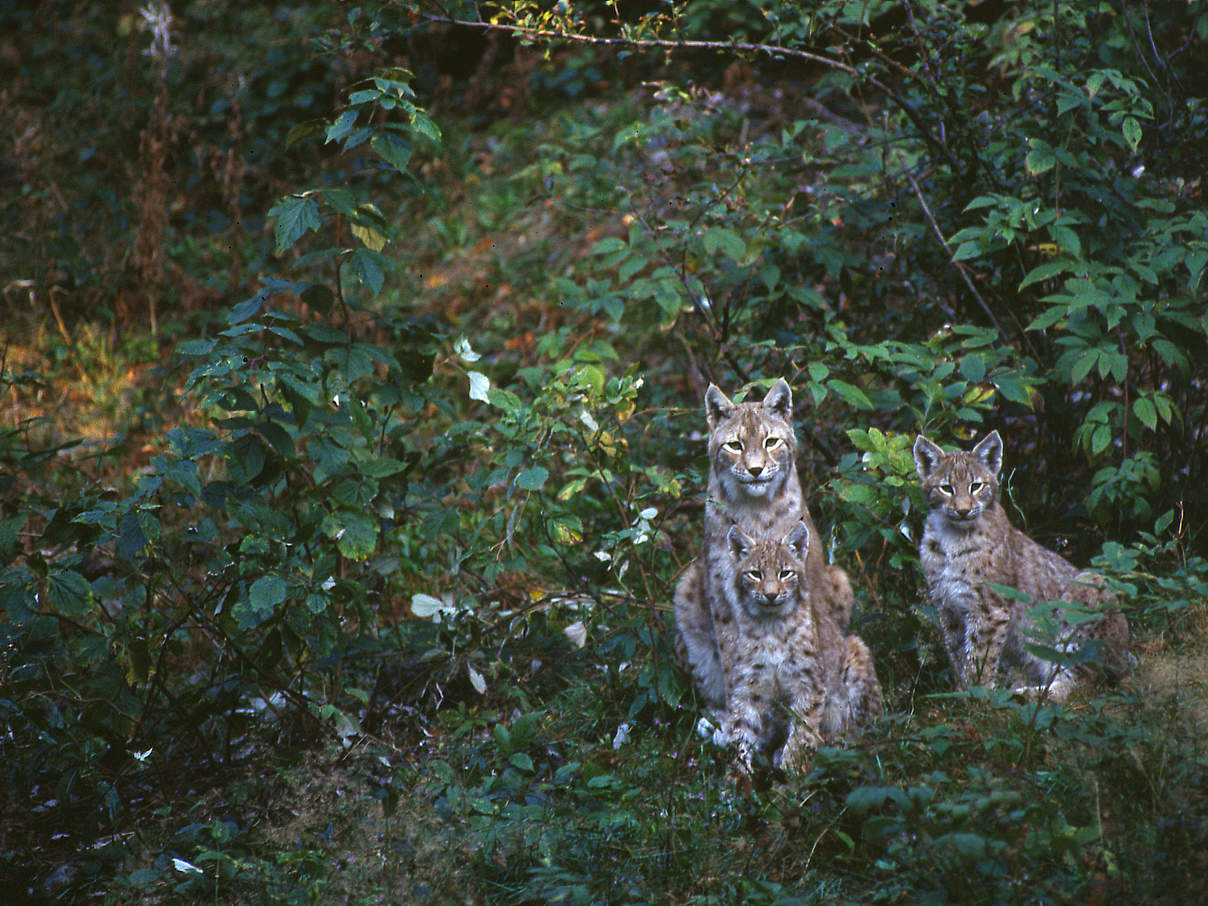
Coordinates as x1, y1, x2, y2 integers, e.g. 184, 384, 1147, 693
913, 430, 1130, 701
678, 521, 880, 772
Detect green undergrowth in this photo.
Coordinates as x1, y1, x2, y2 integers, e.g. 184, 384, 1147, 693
3, 1, 1208, 903
100, 656, 1208, 905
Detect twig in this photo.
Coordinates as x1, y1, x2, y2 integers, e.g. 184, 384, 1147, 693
905, 172, 1006, 339
417, 12, 963, 176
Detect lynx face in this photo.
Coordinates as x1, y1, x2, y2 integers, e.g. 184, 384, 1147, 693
705, 379, 796, 501
726, 522, 810, 621
913, 431, 1003, 528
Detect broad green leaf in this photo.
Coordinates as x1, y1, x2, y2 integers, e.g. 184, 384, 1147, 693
1122, 116, 1142, 152
1025, 142, 1056, 175
1019, 259, 1075, 290
347, 248, 385, 297
1187, 250, 1208, 291
1133, 397, 1158, 430
325, 109, 357, 144
269, 195, 321, 254
249, 575, 287, 614
703, 227, 746, 261
372, 132, 412, 172
952, 240, 982, 261
960, 354, 986, 383
409, 110, 442, 145
992, 375, 1034, 408
516, 466, 549, 491
48, 570, 92, 616
827, 378, 873, 410
1070, 349, 1099, 383
592, 237, 627, 256
326, 510, 379, 560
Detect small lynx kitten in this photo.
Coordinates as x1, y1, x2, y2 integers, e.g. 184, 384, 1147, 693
678, 521, 881, 772
913, 430, 1130, 701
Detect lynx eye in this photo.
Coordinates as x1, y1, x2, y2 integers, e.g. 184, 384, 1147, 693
969, 480, 984, 493
778, 569, 795, 581
939, 483, 954, 495
744, 570, 762, 582
724, 441, 743, 453
764, 436, 784, 450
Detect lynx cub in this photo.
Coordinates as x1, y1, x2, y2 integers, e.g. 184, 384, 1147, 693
679, 522, 881, 772
913, 430, 1130, 701
673, 379, 865, 770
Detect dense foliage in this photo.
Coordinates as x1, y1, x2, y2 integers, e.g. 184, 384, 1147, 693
2, 1, 1207, 902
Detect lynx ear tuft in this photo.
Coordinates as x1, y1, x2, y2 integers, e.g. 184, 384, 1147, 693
762, 378, 792, 420
971, 430, 1003, 476
912, 435, 945, 479
705, 384, 734, 428
727, 524, 754, 560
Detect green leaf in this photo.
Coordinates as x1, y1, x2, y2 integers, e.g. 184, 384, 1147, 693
269, 195, 321, 254
992, 375, 1034, 408
177, 338, 216, 357
1025, 141, 1056, 175
960, 354, 985, 383
1133, 397, 1157, 430
1186, 250, 1208, 291
1049, 225, 1082, 257
516, 466, 549, 491
347, 248, 385, 297
325, 510, 379, 560
249, 575, 287, 614
952, 240, 982, 261
1019, 259, 1075, 290
592, 237, 627, 256
827, 379, 873, 410
703, 227, 746, 261
325, 109, 357, 145
1070, 349, 1099, 383
48, 570, 92, 615
409, 110, 442, 145
1122, 116, 1142, 152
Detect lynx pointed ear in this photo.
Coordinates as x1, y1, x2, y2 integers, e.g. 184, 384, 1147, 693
784, 521, 810, 560
761, 378, 793, 420
704, 384, 734, 428
727, 525, 754, 561
972, 430, 1003, 476
913, 435, 945, 479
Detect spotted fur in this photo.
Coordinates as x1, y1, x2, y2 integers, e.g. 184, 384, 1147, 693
673, 379, 863, 771
709, 522, 881, 773
913, 430, 1131, 701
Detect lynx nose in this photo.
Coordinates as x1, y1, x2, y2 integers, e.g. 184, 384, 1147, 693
748, 464, 763, 478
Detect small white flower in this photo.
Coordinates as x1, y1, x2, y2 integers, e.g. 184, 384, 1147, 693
579, 408, 599, 432
613, 722, 632, 749
454, 337, 481, 363
638, 506, 658, 521
563, 620, 588, 648
467, 663, 487, 694
593, 550, 612, 562
468, 371, 490, 403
